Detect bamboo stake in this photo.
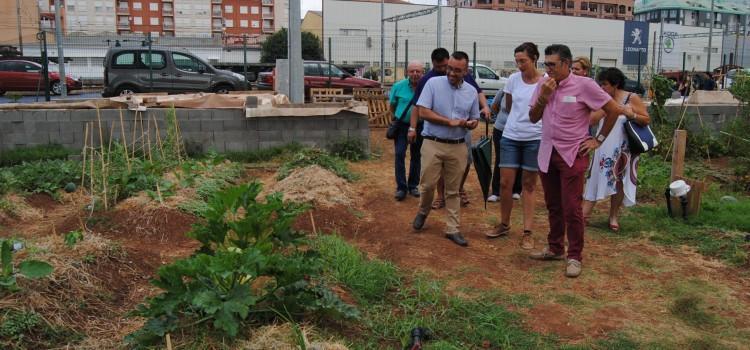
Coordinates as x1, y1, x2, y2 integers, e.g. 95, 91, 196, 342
81, 123, 89, 189
118, 108, 131, 171
131, 111, 138, 159
89, 123, 95, 202
165, 333, 172, 350
152, 114, 166, 160
96, 108, 108, 210
139, 111, 146, 160
146, 114, 153, 162
172, 106, 184, 162
309, 211, 317, 235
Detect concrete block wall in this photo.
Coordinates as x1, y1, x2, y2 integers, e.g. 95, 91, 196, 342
0, 108, 370, 154
663, 105, 744, 134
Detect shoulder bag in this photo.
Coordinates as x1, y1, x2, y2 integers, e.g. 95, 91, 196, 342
622, 93, 658, 154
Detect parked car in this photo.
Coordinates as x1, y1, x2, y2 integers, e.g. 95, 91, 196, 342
101, 47, 246, 97
469, 63, 508, 96
0, 59, 81, 96
623, 78, 645, 95
257, 61, 380, 97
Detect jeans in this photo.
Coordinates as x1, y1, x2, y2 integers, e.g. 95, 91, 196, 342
491, 128, 522, 196
394, 121, 423, 192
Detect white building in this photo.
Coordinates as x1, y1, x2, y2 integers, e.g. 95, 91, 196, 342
322, 0, 724, 75
174, 0, 212, 37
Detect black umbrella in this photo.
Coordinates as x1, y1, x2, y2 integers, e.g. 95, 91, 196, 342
471, 120, 493, 209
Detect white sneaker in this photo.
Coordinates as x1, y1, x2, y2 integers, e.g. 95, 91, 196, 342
487, 195, 499, 202
512, 193, 521, 200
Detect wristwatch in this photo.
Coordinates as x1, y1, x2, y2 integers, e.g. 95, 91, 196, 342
408, 127, 416, 132
595, 134, 606, 143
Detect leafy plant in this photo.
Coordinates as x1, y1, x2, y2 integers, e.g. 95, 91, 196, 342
327, 138, 369, 162
0, 144, 74, 168
649, 74, 674, 123
277, 148, 358, 181
6, 160, 80, 195
0, 240, 54, 292
126, 182, 358, 346
64, 230, 84, 247
728, 71, 750, 106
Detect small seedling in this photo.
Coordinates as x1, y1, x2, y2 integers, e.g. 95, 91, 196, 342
64, 230, 84, 247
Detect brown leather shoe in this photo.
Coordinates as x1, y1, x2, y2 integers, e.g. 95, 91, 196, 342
485, 223, 510, 239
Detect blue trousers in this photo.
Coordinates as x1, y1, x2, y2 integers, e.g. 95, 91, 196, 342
394, 121, 423, 192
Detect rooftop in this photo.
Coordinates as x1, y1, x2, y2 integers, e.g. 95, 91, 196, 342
634, 0, 750, 15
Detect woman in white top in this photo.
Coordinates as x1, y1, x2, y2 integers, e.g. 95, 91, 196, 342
485, 42, 543, 251
582, 67, 650, 232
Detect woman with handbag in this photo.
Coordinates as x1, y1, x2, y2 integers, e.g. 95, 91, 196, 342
582, 67, 650, 231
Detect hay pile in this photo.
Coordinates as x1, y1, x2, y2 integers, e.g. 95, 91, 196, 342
237, 323, 349, 350
268, 165, 354, 207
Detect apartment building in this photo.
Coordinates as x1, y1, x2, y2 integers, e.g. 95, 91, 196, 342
633, 0, 748, 30
35, 0, 284, 38
447, 0, 635, 20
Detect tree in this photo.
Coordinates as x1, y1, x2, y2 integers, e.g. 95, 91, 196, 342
260, 28, 324, 63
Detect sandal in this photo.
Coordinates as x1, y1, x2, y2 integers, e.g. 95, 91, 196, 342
431, 198, 445, 210
486, 223, 510, 239
460, 191, 470, 207
520, 230, 535, 250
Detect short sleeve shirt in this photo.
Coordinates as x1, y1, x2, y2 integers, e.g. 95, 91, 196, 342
502, 72, 542, 141
411, 69, 482, 107
416, 76, 480, 140
529, 74, 612, 173
389, 79, 415, 123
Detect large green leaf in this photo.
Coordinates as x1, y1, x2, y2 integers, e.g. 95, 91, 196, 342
18, 260, 53, 279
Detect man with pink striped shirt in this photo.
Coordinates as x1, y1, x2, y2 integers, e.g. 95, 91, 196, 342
527, 44, 624, 278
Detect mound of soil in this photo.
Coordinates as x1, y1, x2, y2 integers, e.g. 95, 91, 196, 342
269, 165, 355, 208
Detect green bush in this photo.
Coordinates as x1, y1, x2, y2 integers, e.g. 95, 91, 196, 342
0, 144, 73, 168
327, 138, 369, 161
222, 142, 303, 163
6, 159, 81, 195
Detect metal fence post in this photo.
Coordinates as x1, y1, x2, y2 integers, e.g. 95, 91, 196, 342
243, 34, 248, 90
404, 39, 408, 78
37, 31, 50, 102
147, 32, 153, 92
328, 37, 332, 88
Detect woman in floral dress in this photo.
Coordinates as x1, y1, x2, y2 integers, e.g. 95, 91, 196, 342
582, 68, 651, 232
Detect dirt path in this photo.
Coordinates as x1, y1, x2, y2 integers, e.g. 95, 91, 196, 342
297, 131, 750, 347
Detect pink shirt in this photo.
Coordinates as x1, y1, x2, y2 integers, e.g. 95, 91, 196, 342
529, 73, 611, 173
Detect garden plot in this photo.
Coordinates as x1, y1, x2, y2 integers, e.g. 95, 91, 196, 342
0, 121, 749, 349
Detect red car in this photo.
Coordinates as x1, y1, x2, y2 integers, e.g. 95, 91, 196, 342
257, 61, 379, 97
0, 59, 82, 96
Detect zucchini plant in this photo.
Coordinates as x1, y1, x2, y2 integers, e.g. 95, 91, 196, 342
0, 240, 53, 292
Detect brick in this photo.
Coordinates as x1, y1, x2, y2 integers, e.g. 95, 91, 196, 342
46, 111, 71, 121
201, 120, 224, 132
22, 110, 47, 121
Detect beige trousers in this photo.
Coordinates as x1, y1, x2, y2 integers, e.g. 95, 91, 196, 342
418, 139, 469, 234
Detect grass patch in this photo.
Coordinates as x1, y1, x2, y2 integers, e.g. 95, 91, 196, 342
327, 137, 369, 161
669, 295, 720, 329
277, 148, 358, 181
0, 144, 74, 168
221, 142, 303, 163
313, 234, 646, 349
619, 192, 750, 265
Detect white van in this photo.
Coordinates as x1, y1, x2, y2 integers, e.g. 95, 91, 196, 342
470, 63, 507, 96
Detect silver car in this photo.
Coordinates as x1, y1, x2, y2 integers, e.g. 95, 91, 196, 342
102, 47, 246, 97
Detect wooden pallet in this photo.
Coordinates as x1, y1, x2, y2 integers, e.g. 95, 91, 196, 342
367, 96, 391, 127
353, 88, 385, 101
310, 88, 344, 102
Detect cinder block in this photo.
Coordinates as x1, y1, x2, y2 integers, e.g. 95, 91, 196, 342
22, 110, 47, 121
325, 129, 348, 140
70, 109, 98, 122
178, 120, 202, 133
147, 109, 168, 121
224, 141, 247, 151
281, 129, 295, 142
212, 109, 242, 120
60, 122, 86, 134
259, 141, 285, 149
181, 132, 213, 145
245, 117, 259, 130
215, 130, 247, 142
46, 111, 71, 121
0, 111, 23, 122
336, 117, 359, 130
348, 128, 370, 141
49, 132, 75, 144
35, 122, 60, 133
292, 117, 335, 130
259, 130, 282, 141
201, 120, 224, 132
223, 119, 247, 129
187, 109, 210, 120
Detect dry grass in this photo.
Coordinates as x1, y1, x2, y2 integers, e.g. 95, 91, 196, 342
266, 165, 355, 208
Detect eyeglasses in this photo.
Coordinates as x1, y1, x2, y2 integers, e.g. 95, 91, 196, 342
543, 61, 558, 68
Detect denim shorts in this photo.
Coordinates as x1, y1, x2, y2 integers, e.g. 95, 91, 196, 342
498, 137, 541, 172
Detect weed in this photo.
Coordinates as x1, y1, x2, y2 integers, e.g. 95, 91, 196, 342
669, 295, 719, 329
0, 308, 83, 348
313, 234, 399, 302
5, 159, 80, 195
0, 239, 54, 293
327, 138, 369, 161
222, 142, 303, 163
277, 148, 358, 181
64, 230, 84, 247
0, 144, 74, 168
0, 309, 40, 340
177, 199, 210, 217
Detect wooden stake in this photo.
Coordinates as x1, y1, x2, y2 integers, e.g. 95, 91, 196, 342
309, 211, 317, 235
81, 123, 89, 189
670, 130, 687, 181
96, 108, 108, 210
131, 111, 138, 159
139, 111, 146, 160
152, 114, 166, 160
165, 333, 173, 350
146, 114, 153, 162
118, 108, 131, 171
89, 123, 95, 200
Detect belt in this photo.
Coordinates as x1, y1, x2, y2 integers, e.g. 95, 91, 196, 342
423, 135, 465, 144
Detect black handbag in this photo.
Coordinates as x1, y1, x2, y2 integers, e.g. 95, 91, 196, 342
622, 94, 658, 154
386, 105, 411, 140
